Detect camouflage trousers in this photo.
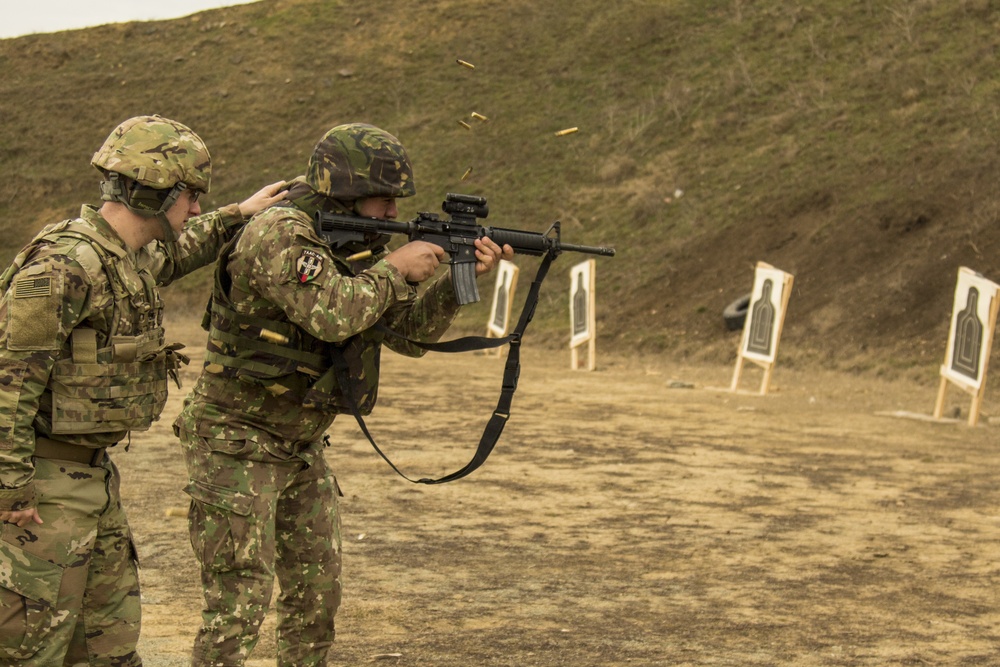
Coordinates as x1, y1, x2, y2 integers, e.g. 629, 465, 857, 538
0, 455, 141, 666
180, 432, 342, 667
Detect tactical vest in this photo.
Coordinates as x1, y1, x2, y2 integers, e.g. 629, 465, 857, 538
202, 230, 384, 415
0, 218, 185, 434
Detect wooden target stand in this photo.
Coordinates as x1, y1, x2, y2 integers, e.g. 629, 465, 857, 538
570, 259, 597, 371
932, 267, 1000, 426
730, 262, 794, 395
484, 260, 519, 357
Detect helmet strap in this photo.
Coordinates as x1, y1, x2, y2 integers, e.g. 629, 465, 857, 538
99, 173, 185, 242
99, 174, 125, 202
154, 212, 181, 243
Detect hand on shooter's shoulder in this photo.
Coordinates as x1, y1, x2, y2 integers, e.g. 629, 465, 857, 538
237, 180, 288, 219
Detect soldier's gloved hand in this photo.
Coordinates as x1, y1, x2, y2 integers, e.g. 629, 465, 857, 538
0, 507, 43, 528
385, 241, 446, 283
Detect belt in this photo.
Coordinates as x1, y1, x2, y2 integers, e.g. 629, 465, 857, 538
34, 437, 107, 466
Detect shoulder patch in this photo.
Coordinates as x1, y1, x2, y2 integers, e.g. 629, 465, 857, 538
296, 249, 325, 283
13, 274, 52, 299
7, 268, 63, 351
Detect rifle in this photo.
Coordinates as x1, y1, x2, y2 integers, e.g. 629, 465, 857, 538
314, 192, 615, 305
314, 193, 615, 485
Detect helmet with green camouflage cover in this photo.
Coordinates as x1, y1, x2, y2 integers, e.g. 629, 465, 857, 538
306, 123, 415, 201
91, 115, 212, 241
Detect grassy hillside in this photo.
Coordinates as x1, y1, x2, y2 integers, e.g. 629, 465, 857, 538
3, 0, 1000, 384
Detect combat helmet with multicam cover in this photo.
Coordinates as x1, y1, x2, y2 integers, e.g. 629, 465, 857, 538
91, 114, 212, 241
306, 123, 415, 202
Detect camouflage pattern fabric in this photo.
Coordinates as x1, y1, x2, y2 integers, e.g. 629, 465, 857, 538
0, 202, 245, 663
181, 432, 342, 667
203, 221, 386, 416
175, 194, 466, 664
92, 114, 212, 192
175, 202, 462, 456
0, 457, 140, 666
306, 123, 415, 201
0, 203, 244, 509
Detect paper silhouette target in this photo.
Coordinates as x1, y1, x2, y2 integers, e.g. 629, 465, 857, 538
730, 262, 794, 395
942, 269, 998, 390
487, 260, 519, 338
569, 259, 597, 371
932, 267, 1000, 426
740, 265, 790, 364
570, 261, 594, 348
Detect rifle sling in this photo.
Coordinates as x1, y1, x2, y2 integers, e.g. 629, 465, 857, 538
332, 252, 555, 484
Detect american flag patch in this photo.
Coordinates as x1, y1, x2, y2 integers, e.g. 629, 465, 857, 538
14, 277, 51, 298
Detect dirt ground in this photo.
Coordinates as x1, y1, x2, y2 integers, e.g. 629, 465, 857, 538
123, 315, 1000, 667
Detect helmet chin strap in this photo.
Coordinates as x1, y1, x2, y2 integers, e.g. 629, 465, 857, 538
152, 211, 180, 243
100, 173, 184, 243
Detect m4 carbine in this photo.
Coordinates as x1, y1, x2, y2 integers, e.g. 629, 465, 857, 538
315, 193, 615, 305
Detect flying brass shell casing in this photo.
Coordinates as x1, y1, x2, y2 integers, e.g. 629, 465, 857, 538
345, 249, 374, 262
555, 127, 579, 137
471, 111, 489, 122
259, 328, 290, 345
456, 59, 476, 69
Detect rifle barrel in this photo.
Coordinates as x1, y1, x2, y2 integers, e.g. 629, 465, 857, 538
558, 242, 616, 257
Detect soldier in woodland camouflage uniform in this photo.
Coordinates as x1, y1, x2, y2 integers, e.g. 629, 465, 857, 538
0, 115, 285, 666
174, 123, 513, 667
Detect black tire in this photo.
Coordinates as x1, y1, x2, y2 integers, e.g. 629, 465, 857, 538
723, 293, 751, 331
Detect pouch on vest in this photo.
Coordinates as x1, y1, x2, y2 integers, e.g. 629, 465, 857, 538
204, 298, 384, 414
49, 327, 182, 434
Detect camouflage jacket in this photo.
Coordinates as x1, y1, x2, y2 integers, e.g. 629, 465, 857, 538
174, 203, 463, 462
0, 203, 244, 511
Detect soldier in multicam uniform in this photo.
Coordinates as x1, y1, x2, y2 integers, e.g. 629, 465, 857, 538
174, 122, 513, 667
0, 114, 285, 666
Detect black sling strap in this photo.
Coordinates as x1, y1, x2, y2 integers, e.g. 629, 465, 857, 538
332, 251, 556, 484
